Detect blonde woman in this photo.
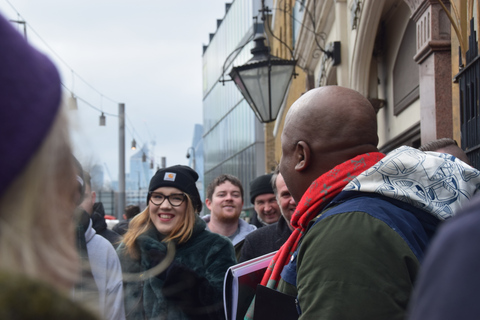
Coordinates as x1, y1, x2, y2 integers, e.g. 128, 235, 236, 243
117, 165, 236, 320
0, 13, 97, 319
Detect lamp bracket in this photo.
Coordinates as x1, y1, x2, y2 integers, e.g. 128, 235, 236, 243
260, 0, 294, 60
325, 41, 341, 66
292, 0, 342, 68
218, 19, 261, 86
219, 78, 233, 85
318, 41, 341, 86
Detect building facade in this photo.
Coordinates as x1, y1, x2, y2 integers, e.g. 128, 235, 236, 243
202, 0, 274, 216
268, 0, 457, 165
202, 0, 477, 208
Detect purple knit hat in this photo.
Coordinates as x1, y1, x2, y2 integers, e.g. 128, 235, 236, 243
0, 14, 62, 199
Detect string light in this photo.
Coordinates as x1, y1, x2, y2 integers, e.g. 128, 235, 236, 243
99, 112, 106, 126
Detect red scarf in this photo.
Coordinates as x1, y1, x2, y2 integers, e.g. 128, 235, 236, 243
244, 152, 384, 320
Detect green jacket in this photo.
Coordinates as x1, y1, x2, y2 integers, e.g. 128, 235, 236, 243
277, 193, 437, 320
0, 272, 99, 319
117, 215, 236, 320
276, 146, 480, 320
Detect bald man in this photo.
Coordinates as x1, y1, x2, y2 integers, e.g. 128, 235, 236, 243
267, 86, 480, 320
419, 137, 472, 165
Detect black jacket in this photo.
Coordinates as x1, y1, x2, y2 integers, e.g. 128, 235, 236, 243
238, 216, 292, 262
112, 219, 130, 236
91, 202, 122, 248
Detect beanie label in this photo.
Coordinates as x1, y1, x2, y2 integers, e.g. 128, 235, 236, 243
164, 172, 176, 181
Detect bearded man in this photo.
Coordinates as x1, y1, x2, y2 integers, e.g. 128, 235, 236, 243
203, 174, 256, 259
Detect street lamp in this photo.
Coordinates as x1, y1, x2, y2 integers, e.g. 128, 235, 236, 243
99, 112, 106, 126
186, 147, 196, 171
229, 34, 296, 123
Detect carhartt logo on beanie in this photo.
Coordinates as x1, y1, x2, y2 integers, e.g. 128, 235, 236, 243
164, 172, 176, 181
148, 165, 202, 213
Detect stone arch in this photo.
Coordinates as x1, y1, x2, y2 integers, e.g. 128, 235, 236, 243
349, 0, 385, 96
350, 0, 422, 96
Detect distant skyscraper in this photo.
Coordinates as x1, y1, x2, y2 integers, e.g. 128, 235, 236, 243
128, 144, 153, 189
126, 144, 153, 208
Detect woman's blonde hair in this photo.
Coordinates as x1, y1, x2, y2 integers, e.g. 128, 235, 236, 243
123, 193, 196, 259
0, 108, 79, 292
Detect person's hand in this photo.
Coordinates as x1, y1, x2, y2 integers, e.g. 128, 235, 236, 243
162, 264, 222, 319
161, 263, 200, 303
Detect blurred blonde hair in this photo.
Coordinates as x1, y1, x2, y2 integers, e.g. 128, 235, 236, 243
0, 107, 79, 292
123, 194, 196, 259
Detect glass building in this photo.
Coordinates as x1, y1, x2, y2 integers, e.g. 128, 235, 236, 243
189, 123, 205, 209
202, 0, 271, 215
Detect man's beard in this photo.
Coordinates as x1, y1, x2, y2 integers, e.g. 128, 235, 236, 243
256, 212, 267, 225
215, 210, 241, 224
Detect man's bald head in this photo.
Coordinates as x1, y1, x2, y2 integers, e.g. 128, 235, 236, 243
419, 138, 471, 165
280, 86, 379, 202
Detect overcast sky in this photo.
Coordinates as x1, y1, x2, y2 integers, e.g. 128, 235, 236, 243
0, 0, 228, 182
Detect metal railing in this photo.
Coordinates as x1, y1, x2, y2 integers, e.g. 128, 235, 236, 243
454, 19, 480, 169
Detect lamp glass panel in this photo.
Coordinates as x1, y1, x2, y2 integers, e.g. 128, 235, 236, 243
269, 64, 295, 118
237, 63, 295, 122
237, 65, 270, 121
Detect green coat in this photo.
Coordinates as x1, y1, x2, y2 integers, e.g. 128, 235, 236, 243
278, 207, 425, 320
117, 215, 236, 320
277, 146, 480, 319
0, 272, 99, 319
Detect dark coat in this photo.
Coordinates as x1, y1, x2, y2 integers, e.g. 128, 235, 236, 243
117, 215, 236, 320
408, 194, 480, 320
91, 202, 122, 248
238, 216, 292, 263
112, 219, 130, 236
249, 211, 265, 229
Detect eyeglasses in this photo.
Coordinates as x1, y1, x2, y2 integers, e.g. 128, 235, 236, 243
149, 192, 186, 207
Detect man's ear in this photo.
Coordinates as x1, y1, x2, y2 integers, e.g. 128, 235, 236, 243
92, 191, 97, 204
205, 198, 212, 211
294, 141, 311, 172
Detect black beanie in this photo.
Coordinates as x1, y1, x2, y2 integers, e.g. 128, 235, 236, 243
148, 165, 202, 213
249, 173, 274, 204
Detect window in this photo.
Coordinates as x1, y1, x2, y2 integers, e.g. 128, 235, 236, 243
393, 19, 419, 115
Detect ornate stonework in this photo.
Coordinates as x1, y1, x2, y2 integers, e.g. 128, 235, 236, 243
412, 1, 451, 63
408, 0, 453, 143
416, 7, 432, 57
